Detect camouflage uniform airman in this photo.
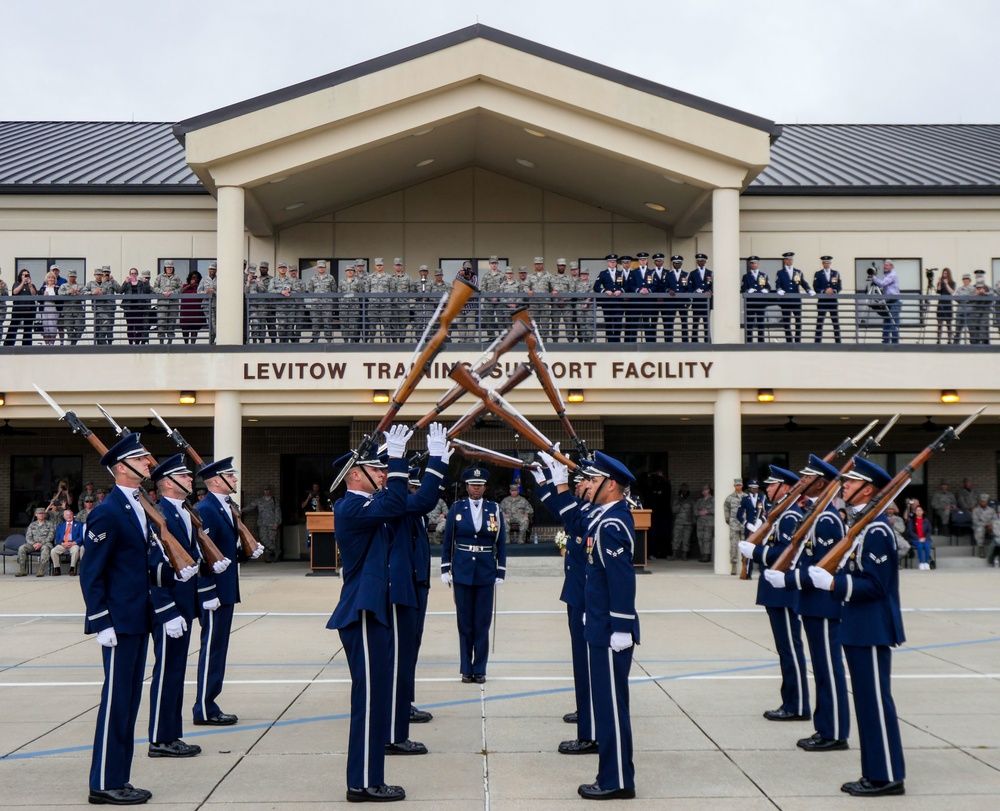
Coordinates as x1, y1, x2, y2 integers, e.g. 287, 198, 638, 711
337, 267, 365, 342
498, 269, 522, 318
410, 266, 435, 329
548, 259, 574, 342
426, 497, 449, 545
500, 488, 534, 544
307, 262, 337, 342
366, 261, 393, 342
92, 267, 119, 345
245, 486, 283, 562
269, 264, 292, 340
526, 259, 555, 341
479, 257, 506, 334
723, 481, 744, 574
58, 273, 86, 345
0, 270, 8, 334
17, 511, 55, 577
972, 495, 1000, 558
430, 273, 449, 295
387, 261, 412, 341
198, 263, 218, 343
671, 486, 695, 560
153, 263, 183, 344
286, 266, 308, 342
245, 269, 268, 342
693, 486, 715, 563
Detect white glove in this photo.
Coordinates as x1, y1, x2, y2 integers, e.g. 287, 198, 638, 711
202, 597, 221, 612
538, 444, 568, 486
763, 569, 786, 588
96, 627, 118, 648
748, 520, 763, 532
528, 464, 546, 485
495, 577, 503, 585
808, 566, 834, 591
808, 290, 816, 297
746, 289, 756, 294
610, 632, 633, 652
384, 424, 414, 458
738, 541, 755, 560
178, 565, 198, 582
213, 558, 231, 574
426, 423, 450, 458
440, 571, 452, 586
777, 289, 786, 296
164, 616, 188, 639
251, 544, 265, 559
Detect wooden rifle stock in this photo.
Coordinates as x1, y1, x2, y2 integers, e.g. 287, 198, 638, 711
414, 315, 530, 429
448, 363, 578, 471
447, 363, 533, 439
771, 468, 851, 574
449, 439, 538, 471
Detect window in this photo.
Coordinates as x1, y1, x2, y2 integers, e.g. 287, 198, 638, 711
14, 258, 87, 284
742, 257, 785, 276
298, 258, 334, 285
10, 455, 83, 527
741, 452, 789, 485
854, 258, 922, 294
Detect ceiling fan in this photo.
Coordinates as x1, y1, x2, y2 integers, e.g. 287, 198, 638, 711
0, 420, 37, 437
908, 416, 941, 432
767, 416, 819, 433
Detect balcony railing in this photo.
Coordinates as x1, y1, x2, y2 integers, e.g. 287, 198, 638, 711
2, 292, 997, 347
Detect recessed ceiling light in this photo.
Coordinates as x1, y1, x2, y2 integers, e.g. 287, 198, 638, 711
662, 172, 685, 184
413, 128, 434, 136
840, 416, 851, 420
416, 158, 435, 167
524, 127, 546, 137
247, 418, 259, 423
680, 417, 691, 421
516, 158, 535, 168
645, 202, 666, 211
284, 202, 305, 211
269, 176, 288, 184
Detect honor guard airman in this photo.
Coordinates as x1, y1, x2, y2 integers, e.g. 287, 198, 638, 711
813, 256, 842, 343
741, 256, 771, 342
625, 251, 658, 343
688, 252, 713, 343
775, 251, 815, 343
441, 467, 507, 683
593, 254, 625, 342
663, 255, 689, 343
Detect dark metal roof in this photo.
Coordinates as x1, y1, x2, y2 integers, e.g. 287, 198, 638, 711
173, 24, 779, 142
748, 125, 1000, 195
0, 121, 204, 194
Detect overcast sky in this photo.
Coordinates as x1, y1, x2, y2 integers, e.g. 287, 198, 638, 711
5, 0, 999, 125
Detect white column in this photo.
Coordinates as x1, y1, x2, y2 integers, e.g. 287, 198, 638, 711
714, 388, 742, 575
214, 391, 242, 479
216, 185, 245, 346
711, 187, 741, 344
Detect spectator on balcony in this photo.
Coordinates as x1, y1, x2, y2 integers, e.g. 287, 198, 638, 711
594, 254, 626, 343
245, 267, 266, 343
868, 260, 901, 344
40, 271, 60, 345
120, 267, 153, 345
479, 256, 505, 336
388, 259, 413, 341
5, 268, 37, 345
198, 261, 218, 342
366, 258, 393, 342
688, 253, 713, 344
180, 270, 205, 344
775, 252, 814, 343
550, 258, 574, 343
565, 262, 586, 342
662, 255, 690, 343
969, 272, 992, 345
58, 270, 86, 345
153, 261, 182, 344
934, 268, 956, 344
813, 256, 842, 343
50, 508, 85, 575
741, 256, 770, 343
305, 260, 336, 343
0, 266, 8, 333
92, 266, 120, 345
952, 272, 975, 344
411, 264, 434, 329
625, 252, 656, 343
337, 263, 366, 343
526, 257, 555, 342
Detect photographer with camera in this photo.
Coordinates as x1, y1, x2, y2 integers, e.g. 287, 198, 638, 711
4, 268, 37, 345
933, 268, 956, 343
868, 260, 900, 344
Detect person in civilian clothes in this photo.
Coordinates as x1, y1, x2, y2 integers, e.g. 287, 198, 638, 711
663, 255, 690, 343
147, 454, 224, 758
741, 256, 771, 342
194, 457, 263, 727
813, 256, 842, 343
775, 252, 814, 343
739, 467, 810, 722
441, 467, 507, 684
808, 457, 906, 797
326, 424, 414, 803
687, 253, 713, 343
593, 254, 625, 343
550, 450, 639, 801
80, 433, 196, 806
764, 456, 850, 751
384, 429, 452, 755
533, 463, 598, 756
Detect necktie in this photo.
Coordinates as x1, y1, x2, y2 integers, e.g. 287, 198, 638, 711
225, 496, 237, 525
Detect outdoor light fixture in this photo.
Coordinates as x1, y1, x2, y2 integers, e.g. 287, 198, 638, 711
179, 391, 197, 405
567, 390, 585, 403
373, 390, 390, 404
940, 390, 960, 404
644, 202, 667, 211
0, 393, 5, 407
757, 389, 775, 403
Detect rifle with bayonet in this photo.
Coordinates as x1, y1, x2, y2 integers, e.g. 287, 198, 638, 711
151, 409, 263, 560
816, 407, 986, 574
771, 415, 900, 574
96, 404, 230, 572
739, 419, 877, 579
448, 438, 542, 472
33, 385, 196, 576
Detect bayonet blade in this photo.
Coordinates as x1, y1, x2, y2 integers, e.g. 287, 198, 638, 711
150, 408, 173, 434
871, 414, 900, 446
851, 419, 879, 445
96, 403, 125, 436
953, 406, 987, 438
33, 384, 66, 419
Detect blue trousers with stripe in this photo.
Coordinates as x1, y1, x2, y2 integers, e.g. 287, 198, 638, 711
413, 583, 429, 703
389, 603, 418, 743
90, 632, 147, 791
340, 612, 392, 788
802, 615, 850, 741
148, 622, 192, 744
193, 603, 234, 722
589, 642, 634, 790
453, 582, 494, 676
567, 604, 594, 741
844, 644, 906, 783
765, 605, 809, 717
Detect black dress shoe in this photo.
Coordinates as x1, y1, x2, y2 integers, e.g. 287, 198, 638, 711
577, 782, 636, 800
473, 674, 486, 684
559, 739, 599, 755
797, 735, 848, 752
409, 705, 433, 723
193, 712, 238, 726
841, 778, 905, 796
763, 708, 810, 721
461, 674, 473, 683
122, 785, 151, 800
346, 784, 406, 802
148, 739, 202, 757
88, 786, 151, 805
384, 739, 428, 755
563, 711, 578, 724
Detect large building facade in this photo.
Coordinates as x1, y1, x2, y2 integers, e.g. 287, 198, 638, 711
2, 26, 999, 571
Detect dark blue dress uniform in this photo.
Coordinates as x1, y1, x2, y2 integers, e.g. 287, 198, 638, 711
441, 468, 507, 680
775, 253, 813, 343
829, 458, 906, 789
148, 455, 218, 749
741, 258, 771, 342
750, 467, 809, 720
580, 452, 640, 796
593, 255, 626, 343
80, 433, 173, 795
779, 456, 850, 746
194, 458, 246, 725
736, 484, 768, 577
813, 257, 842, 343
625, 256, 657, 343
662, 256, 690, 343
327, 454, 408, 790
687, 254, 712, 343
386, 458, 448, 744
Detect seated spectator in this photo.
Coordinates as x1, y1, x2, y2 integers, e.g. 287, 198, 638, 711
16, 508, 56, 577
972, 494, 1000, 559
957, 477, 976, 511
905, 504, 933, 570
885, 503, 910, 559
929, 480, 957, 534
500, 484, 534, 544
76, 482, 96, 512
50, 508, 84, 575
76, 494, 98, 525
